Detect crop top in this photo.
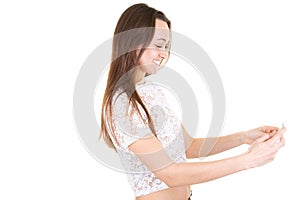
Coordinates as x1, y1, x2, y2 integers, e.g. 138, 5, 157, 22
108, 81, 187, 197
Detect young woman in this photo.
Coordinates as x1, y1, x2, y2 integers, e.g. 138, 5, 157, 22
100, 3, 285, 200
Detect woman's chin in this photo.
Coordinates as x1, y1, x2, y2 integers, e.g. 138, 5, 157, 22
146, 69, 157, 75
151, 69, 158, 74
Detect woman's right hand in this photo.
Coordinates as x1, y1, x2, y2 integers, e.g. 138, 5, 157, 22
244, 126, 286, 169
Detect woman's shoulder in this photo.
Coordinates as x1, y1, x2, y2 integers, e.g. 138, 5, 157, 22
112, 81, 169, 107
136, 81, 169, 106
136, 81, 165, 94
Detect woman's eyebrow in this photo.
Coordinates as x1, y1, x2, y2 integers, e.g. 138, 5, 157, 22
156, 38, 167, 42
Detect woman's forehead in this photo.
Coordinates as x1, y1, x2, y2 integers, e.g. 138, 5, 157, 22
153, 19, 170, 42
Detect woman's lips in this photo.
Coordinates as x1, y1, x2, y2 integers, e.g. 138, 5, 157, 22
153, 60, 161, 66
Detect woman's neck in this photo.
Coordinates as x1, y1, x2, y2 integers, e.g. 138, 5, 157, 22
136, 78, 145, 86
135, 69, 146, 85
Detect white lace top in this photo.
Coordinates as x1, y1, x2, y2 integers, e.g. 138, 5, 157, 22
108, 81, 187, 197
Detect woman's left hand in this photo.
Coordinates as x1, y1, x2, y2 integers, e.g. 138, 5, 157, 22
241, 126, 279, 145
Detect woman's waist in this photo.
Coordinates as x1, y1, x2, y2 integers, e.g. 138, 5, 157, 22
136, 185, 191, 200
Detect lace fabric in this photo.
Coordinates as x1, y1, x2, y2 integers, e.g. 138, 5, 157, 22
109, 81, 187, 197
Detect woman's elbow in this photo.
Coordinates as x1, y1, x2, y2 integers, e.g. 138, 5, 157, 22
153, 163, 180, 188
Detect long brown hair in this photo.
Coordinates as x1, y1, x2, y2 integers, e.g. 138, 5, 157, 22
99, 4, 171, 150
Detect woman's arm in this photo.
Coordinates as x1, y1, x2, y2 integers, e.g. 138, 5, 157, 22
183, 125, 279, 158
185, 132, 244, 158
129, 127, 285, 188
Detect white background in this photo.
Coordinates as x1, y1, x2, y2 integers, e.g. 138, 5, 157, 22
1, 0, 299, 199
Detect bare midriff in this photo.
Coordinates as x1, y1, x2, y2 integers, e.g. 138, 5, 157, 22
136, 185, 190, 200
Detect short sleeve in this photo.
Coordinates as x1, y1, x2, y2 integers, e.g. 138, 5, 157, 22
111, 92, 152, 149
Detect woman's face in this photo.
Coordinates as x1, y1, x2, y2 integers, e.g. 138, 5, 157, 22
138, 19, 170, 75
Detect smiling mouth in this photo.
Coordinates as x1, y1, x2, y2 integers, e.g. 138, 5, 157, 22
153, 60, 162, 66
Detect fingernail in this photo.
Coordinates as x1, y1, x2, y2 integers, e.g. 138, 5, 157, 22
276, 139, 280, 144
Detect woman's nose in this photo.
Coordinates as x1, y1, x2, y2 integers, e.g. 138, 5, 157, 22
159, 49, 168, 59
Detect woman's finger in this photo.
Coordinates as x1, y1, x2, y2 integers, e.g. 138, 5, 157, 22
262, 126, 279, 133
269, 127, 286, 145
256, 134, 270, 143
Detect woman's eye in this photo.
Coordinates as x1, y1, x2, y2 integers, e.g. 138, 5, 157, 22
155, 45, 169, 49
